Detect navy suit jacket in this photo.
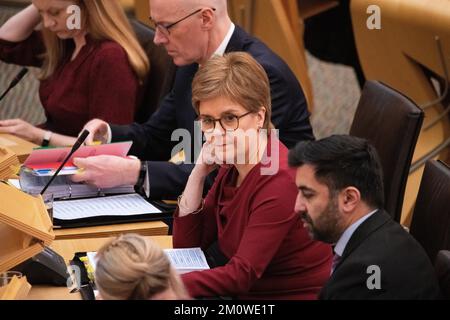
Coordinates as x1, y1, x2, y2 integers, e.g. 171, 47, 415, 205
111, 26, 313, 199
319, 210, 441, 300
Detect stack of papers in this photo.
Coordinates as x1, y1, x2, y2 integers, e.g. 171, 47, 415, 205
163, 248, 210, 274
25, 165, 79, 177
19, 169, 135, 199
0, 146, 20, 180
19, 142, 135, 199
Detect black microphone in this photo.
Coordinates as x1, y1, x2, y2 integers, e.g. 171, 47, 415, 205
0, 67, 29, 102
40, 130, 90, 195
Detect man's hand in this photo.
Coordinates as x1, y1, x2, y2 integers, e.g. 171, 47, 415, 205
81, 119, 110, 145
72, 155, 141, 188
0, 119, 44, 144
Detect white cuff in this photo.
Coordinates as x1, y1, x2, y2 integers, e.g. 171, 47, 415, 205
106, 124, 112, 144
143, 169, 150, 198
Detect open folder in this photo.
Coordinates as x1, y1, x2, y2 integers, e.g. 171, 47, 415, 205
17, 141, 176, 229
51, 194, 173, 229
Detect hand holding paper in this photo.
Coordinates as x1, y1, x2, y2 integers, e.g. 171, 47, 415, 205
72, 155, 141, 189
20, 141, 137, 197
23, 141, 132, 177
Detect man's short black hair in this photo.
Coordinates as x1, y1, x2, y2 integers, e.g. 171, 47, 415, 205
288, 135, 384, 209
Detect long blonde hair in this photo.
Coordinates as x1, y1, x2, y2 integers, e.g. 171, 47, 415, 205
40, 0, 149, 82
95, 234, 189, 300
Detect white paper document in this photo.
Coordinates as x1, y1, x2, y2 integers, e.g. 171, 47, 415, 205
53, 193, 161, 220
7, 179, 21, 189
87, 252, 98, 270
86, 248, 209, 275
163, 248, 210, 274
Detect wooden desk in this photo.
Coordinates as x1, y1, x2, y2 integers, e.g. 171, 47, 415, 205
0, 134, 37, 163
0, 134, 170, 243
27, 235, 173, 300
54, 220, 169, 240
0, 135, 169, 239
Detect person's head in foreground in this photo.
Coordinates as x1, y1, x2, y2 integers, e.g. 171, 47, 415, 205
95, 234, 190, 300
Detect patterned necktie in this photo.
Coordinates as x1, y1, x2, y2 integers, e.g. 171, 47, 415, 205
331, 252, 341, 274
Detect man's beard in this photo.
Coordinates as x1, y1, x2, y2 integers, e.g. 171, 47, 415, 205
301, 197, 343, 244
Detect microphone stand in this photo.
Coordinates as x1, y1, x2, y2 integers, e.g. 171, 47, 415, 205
40, 130, 90, 195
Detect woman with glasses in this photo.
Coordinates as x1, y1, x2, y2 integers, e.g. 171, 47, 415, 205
174, 52, 332, 300
0, 0, 149, 146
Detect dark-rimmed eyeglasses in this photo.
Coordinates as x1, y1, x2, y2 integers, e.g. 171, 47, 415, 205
198, 111, 254, 133
150, 8, 216, 37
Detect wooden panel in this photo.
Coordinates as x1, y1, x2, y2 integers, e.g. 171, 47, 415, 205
134, 0, 151, 26
0, 182, 54, 272
119, 0, 134, 12
228, 0, 314, 111
0, 276, 31, 300
351, 0, 450, 225
26, 286, 79, 300
297, 0, 339, 19
0, 134, 37, 164
53, 220, 169, 240
51, 235, 172, 262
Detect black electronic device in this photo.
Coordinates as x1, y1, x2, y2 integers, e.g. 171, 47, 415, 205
13, 247, 70, 286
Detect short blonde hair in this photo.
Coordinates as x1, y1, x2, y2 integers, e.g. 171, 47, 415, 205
192, 52, 274, 130
95, 234, 189, 300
